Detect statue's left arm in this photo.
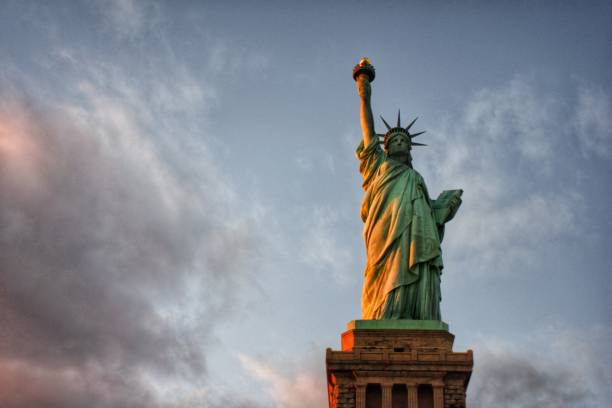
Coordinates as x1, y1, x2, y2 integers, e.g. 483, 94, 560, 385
431, 190, 463, 241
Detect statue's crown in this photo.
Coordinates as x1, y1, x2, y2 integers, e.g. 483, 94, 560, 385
378, 111, 427, 151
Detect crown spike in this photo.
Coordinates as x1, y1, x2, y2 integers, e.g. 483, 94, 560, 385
410, 131, 426, 138
397, 110, 401, 127
411, 142, 427, 146
380, 115, 392, 130
406, 117, 418, 131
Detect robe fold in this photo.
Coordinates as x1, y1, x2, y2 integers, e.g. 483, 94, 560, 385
357, 140, 450, 320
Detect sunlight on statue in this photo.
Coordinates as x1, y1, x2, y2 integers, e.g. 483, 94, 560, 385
353, 58, 463, 320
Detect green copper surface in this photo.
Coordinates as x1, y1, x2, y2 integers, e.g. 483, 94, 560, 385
354, 59, 462, 321
347, 319, 449, 331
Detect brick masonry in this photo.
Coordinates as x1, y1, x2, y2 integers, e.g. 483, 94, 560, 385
326, 326, 473, 408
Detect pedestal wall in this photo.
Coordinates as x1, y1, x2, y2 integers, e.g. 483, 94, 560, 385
326, 320, 473, 408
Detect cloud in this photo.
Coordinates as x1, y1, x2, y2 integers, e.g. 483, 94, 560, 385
462, 78, 559, 162
0, 358, 156, 408
573, 83, 612, 158
419, 77, 596, 277
468, 325, 612, 407
200, 393, 266, 408
446, 191, 582, 274
99, 0, 161, 39
0, 39, 260, 408
206, 40, 270, 77
299, 206, 355, 285
239, 353, 327, 408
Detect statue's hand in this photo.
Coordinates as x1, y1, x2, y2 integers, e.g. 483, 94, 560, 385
449, 195, 462, 210
356, 74, 371, 101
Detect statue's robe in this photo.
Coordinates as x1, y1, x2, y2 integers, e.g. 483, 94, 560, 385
357, 140, 458, 320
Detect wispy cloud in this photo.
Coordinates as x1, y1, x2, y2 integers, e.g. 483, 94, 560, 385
206, 40, 270, 77
469, 325, 612, 407
573, 83, 612, 158
299, 206, 355, 285
239, 353, 327, 408
420, 77, 602, 277
99, 0, 161, 39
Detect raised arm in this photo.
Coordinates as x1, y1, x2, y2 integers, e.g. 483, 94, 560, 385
356, 74, 376, 147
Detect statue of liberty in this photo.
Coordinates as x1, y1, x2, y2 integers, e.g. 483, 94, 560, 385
353, 58, 462, 320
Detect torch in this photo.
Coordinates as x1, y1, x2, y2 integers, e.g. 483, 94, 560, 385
352, 57, 375, 82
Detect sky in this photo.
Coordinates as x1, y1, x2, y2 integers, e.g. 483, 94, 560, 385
0, 1, 611, 407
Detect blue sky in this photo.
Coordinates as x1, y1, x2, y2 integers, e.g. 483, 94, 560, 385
0, 1, 611, 407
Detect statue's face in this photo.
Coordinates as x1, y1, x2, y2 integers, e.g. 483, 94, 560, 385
387, 133, 411, 155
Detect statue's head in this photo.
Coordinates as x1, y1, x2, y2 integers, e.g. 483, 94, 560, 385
379, 111, 427, 163
386, 132, 413, 166
385, 131, 411, 154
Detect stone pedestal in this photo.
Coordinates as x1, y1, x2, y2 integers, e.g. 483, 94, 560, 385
326, 320, 473, 408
